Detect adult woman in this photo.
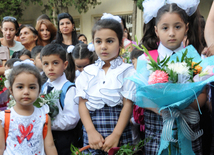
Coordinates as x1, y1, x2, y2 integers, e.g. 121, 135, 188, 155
54, 13, 79, 50
0, 16, 24, 56
35, 19, 57, 46
78, 34, 87, 44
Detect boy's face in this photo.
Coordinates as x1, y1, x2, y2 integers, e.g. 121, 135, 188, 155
34, 53, 43, 71
131, 58, 137, 69
41, 54, 68, 82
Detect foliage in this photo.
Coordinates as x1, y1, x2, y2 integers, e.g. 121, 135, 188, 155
136, 0, 144, 11
0, 76, 6, 92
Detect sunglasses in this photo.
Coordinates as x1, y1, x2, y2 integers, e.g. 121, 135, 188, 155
3, 16, 17, 22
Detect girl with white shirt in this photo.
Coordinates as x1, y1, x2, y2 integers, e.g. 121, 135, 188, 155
139, 1, 206, 155
75, 18, 136, 154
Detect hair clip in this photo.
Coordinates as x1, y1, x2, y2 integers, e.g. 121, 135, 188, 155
67, 45, 75, 53
13, 59, 34, 67
87, 44, 95, 52
101, 13, 122, 23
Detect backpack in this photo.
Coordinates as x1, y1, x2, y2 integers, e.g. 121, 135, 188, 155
4, 109, 48, 142
41, 81, 75, 109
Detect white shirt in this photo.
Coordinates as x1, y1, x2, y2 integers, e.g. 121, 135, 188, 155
43, 73, 80, 131
9, 40, 24, 52
139, 42, 184, 61
74, 57, 136, 111
0, 105, 49, 155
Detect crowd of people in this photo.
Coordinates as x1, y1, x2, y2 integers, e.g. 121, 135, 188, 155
0, 0, 214, 155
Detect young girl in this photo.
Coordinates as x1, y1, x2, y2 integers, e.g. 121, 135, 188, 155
74, 18, 136, 154
0, 63, 57, 155
67, 43, 97, 78
140, 1, 205, 155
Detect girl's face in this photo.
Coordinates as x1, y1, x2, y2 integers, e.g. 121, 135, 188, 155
20, 27, 38, 46
74, 58, 90, 72
10, 72, 40, 107
155, 12, 188, 51
1, 22, 17, 41
93, 28, 120, 64
124, 28, 128, 39
40, 24, 51, 41
59, 18, 74, 35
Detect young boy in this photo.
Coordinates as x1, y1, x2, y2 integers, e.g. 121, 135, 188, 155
130, 48, 144, 69
31, 46, 47, 84
40, 43, 80, 155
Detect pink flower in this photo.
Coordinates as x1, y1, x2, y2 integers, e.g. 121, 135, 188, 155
148, 70, 169, 85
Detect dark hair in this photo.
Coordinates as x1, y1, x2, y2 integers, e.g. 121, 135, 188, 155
199, 15, 206, 47
31, 45, 43, 59
35, 19, 57, 46
55, 13, 79, 45
40, 43, 75, 82
36, 14, 51, 22
121, 17, 132, 40
2, 16, 20, 36
141, 3, 202, 53
18, 24, 38, 37
4, 58, 22, 68
130, 48, 144, 60
19, 49, 31, 59
40, 43, 66, 62
92, 19, 123, 46
72, 43, 97, 64
8, 64, 42, 92
78, 34, 88, 42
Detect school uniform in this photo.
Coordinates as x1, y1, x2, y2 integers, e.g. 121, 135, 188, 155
42, 73, 80, 155
75, 56, 136, 155
139, 42, 202, 155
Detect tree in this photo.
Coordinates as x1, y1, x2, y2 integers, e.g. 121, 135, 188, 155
42, 0, 101, 26
136, 0, 144, 11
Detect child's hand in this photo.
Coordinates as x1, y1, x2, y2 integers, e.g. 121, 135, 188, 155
88, 129, 104, 150
102, 132, 120, 152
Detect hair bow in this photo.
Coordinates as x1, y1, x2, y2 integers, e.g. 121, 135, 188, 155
101, 13, 122, 23
13, 59, 34, 67
67, 45, 75, 53
87, 44, 95, 52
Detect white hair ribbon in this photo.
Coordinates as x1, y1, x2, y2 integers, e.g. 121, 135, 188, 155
13, 59, 34, 67
67, 45, 75, 53
101, 13, 122, 23
142, 0, 200, 24
87, 44, 95, 52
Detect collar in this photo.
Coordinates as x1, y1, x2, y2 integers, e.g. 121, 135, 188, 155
46, 72, 68, 90
94, 56, 123, 69
158, 42, 184, 60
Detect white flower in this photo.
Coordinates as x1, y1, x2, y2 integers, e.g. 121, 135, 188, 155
7, 98, 16, 108
4, 80, 10, 89
4, 69, 12, 79
167, 62, 190, 76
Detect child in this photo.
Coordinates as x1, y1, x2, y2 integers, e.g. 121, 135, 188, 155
19, 49, 31, 61
4, 58, 22, 70
67, 43, 97, 77
40, 43, 80, 155
140, 1, 205, 155
0, 63, 57, 154
75, 18, 136, 154
31, 46, 47, 85
130, 48, 144, 69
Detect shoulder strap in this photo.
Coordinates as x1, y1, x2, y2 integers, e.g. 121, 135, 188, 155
4, 109, 11, 142
41, 82, 47, 93
43, 114, 48, 139
59, 81, 75, 109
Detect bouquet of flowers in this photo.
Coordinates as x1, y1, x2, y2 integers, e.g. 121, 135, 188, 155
128, 43, 214, 155
0, 76, 6, 92
0, 76, 9, 110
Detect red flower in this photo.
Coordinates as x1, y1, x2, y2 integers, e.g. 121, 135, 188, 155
0, 78, 2, 81
41, 95, 45, 98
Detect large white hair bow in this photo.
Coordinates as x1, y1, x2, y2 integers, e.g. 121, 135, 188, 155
143, 0, 200, 23
101, 13, 122, 23
13, 59, 34, 67
67, 45, 75, 53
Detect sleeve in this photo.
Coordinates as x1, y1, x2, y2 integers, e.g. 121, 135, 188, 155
0, 111, 5, 128
51, 86, 80, 130
121, 67, 136, 102
74, 71, 89, 104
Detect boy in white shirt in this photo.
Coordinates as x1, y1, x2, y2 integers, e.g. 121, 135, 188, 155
40, 43, 80, 155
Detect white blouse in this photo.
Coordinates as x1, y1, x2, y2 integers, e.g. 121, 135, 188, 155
0, 105, 49, 155
74, 57, 136, 111
42, 73, 80, 131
